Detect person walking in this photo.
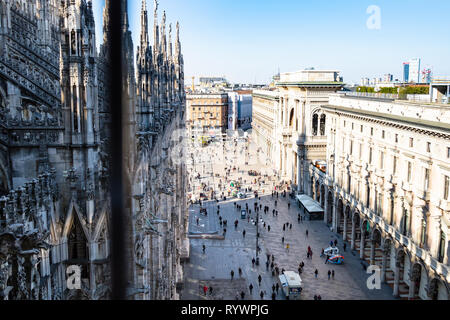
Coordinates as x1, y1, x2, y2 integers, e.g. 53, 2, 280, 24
231, 270, 234, 280
334, 239, 338, 247
289, 223, 292, 230
196, 217, 199, 226
314, 295, 318, 300
317, 295, 322, 300
343, 242, 347, 252
271, 292, 276, 300
202, 244, 206, 254
306, 229, 309, 238
286, 243, 290, 253
203, 285, 208, 296
288, 202, 291, 210
314, 269, 318, 279
282, 237, 285, 244
332, 270, 335, 279
267, 225, 271, 232
209, 286, 213, 295
243, 229, 246, 238
249, 283, 254, 294
272, 284, 276, 293
238, 267, 242, 277
283, 224, 286, 232
240, 291, 245, 300
275, 200, 277, 206
258, 274, 262, 286
298, 214, 301, 223
252, 257, 256, 267
260, 291, 264, 300
325, 254, 329, 264
266, 260, 269, 271
328, 270, 331, 280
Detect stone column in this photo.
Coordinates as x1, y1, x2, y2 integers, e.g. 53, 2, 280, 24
343, 210, 348, 241
359, 228, 365, 259
351, 215, 356, 250
393, 262, 400, 297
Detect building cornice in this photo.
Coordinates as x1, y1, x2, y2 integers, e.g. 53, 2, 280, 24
323, 104, 450, 139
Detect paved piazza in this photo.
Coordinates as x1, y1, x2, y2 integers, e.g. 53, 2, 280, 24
181, 131, 396, 300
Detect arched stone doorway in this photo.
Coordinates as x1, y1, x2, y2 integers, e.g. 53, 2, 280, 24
351, 212, 361, 250
381, 238, 393, 283
342, 205, 351, 241
336, 198, 344, 234
320, 185, 325, 208
369, 228, 383, 266
393, 249, 409, 298
315, 180, 320, 202
408, 262, 427, 300
428, 278, 449, 300
326, 191, 333, 225
359, 220, 370, 260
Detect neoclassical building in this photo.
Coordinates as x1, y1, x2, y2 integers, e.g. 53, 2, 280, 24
252, 89, 278, 164
0, 0, 187, 300
308, 93, 450, 300
252, 69, 343, 188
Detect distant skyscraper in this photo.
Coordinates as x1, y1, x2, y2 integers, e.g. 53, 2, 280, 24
408, 58, 421, 83
403, 62, 410, 83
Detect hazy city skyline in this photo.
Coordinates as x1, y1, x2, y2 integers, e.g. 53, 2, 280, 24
93, 0, 450, 84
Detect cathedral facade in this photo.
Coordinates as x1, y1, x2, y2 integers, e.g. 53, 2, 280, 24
0, 0, 187, 300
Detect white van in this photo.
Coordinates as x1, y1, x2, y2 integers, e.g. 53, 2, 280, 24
278, 271, 303, 300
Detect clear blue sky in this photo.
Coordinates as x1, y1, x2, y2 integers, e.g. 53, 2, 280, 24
93, 0, 450, 84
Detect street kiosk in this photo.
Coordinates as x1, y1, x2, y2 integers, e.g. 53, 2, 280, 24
278, 271, 303, 300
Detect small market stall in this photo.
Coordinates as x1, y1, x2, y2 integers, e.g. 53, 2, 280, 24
296, 194, 324, 220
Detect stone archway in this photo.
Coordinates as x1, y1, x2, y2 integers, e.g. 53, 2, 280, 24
336, 198, 344, 234
393, 248, 409, 298
326, 191, 333, 225
369, 228, 382, 266
342, 205, 351, 241
351, 211, 361, 250
381, 237, 393, 283
320, 184, 325, 208
408, 262, 426, 300
428, 278, 449, 300
359, 220, 370, 260
315, 180, 320, 202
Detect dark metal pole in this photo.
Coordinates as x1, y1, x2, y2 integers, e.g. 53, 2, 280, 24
109, 0, 127, 300
255, 195, 259, 265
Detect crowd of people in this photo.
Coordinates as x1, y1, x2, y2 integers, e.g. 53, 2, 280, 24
190, 134, 344, 300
